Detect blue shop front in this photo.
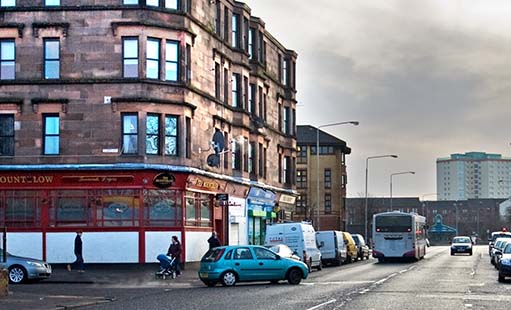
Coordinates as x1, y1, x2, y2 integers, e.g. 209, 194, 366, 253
246, 187, 277, 245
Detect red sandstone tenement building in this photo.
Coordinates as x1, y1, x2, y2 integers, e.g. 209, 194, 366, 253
0, 0, 297, 263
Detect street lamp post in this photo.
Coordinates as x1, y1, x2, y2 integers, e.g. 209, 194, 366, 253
390, 171, 415, 211
316, 121, 359, 231
364, 155, 398, 239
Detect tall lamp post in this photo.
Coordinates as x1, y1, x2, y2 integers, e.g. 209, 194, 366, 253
316, 121, 359, 231
390, 171, 415, 210
364, 155, 398, 239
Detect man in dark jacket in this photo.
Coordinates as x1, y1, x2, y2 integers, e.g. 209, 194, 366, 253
67, 231, 84, 272
208, 231, 221, 249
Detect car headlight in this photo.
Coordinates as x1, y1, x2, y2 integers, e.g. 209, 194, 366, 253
27, 261, 44, 267
501, 259, 511, 266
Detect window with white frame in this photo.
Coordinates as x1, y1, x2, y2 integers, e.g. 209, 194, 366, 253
43, 114, 59, 155
44, 38, 60, 79
232, 73, 240, 107
0, 39, 15, 80
232, 14, 239, 48
123, 38, 138, 78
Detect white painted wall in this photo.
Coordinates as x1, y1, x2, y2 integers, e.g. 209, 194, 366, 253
185, 231, 210, 262
145, 231, 182, 263
46, 232, 139, 263
3, 232, 42, 260
229, 197, 247, 245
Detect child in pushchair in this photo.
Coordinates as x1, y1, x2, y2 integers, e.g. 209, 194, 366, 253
156, 254, 177, 279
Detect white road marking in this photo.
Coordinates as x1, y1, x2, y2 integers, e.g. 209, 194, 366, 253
307, 299, 337, 310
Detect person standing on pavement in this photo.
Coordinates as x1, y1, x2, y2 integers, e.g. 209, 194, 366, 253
207, 231, 221, 249
167, 236, 182, 276
67, 230, 85, 272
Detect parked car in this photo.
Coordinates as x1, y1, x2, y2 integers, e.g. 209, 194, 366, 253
0, 249, 52, 284
198, 245, 309, 287
316, 230, 347, 266
342, 232, 358, 263
494, 239, 510, 269
488, 231, 511, 254
450, 236, 473, 256
490, 238, 510, 266
351, 234, 370, 260
265, 244, 301, 261
498, 243, 511, 282
265, 222, 322, 271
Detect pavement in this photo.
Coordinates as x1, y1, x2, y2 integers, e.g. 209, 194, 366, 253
1, 262, 203, 310
43, 262, 201, 285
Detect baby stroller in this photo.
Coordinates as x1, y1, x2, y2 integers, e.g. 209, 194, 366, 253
155, 254, 177, 279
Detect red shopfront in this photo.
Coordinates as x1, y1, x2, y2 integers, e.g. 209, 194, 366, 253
0, 170, 223, 263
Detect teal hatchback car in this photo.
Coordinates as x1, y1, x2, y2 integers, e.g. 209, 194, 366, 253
198, 245, 309, 287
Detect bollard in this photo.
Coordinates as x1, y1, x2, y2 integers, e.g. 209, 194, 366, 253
0, 268, 8, 297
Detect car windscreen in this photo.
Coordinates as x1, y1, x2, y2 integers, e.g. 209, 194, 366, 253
504, 244, 511, 254
375, 216, 412, 233
453, 237, 471, 244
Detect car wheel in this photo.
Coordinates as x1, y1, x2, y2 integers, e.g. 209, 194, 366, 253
287, 268, 302, 285
220, 271, 237, 287
498, 274, 505, 283
8, 265, 27, 284
316, 260, 322, 271
347, 255, 352, 263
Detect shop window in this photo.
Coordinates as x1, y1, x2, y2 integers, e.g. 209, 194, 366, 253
0, 114, 14, 156
0, 39, 15, 80
44, 38, 60, 79
95, 190, 139, 227
51, 190, 88, 226
43, 114, 59, 155
144, 189, 183, 227
122, 113, 138, 154
123, 37, 139, 78
185, 192, 212, 227
0, 190, 40, 228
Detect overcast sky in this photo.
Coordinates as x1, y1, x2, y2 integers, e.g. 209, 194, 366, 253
244, 0, 511, 199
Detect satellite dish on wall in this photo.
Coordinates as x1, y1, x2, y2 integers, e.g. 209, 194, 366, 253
212, 129, 225, 155
207, 154, 220, 167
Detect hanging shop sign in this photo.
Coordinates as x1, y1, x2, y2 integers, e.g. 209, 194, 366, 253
247, 187, 276, 207
153, 172, 176, 188
186, 175, 227, 193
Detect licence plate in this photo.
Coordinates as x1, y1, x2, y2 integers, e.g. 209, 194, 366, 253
199, 272, 208, 278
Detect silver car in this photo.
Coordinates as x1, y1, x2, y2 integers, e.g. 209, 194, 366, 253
0, 249, 52, 283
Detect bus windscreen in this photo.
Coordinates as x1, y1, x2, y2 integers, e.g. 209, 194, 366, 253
375, 216, 412, 232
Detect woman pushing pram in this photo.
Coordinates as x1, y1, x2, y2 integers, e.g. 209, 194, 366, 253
156, 236, 182, 278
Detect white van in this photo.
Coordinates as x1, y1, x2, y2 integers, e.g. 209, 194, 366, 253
265, 222, 322, 270
316, 230, 347, 266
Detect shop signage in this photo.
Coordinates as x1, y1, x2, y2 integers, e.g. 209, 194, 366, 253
247, 187, 276, 207
153, 172, 176, 188
279, 194, 296, 205
0, 175, 54, 185
186, 175, 226, 193
215, 193, 229, 201
62, 175, 134, 184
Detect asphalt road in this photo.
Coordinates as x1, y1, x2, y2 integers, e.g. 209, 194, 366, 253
6, 245, 511, 310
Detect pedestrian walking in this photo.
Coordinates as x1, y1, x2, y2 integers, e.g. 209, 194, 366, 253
167, 236, 182, 276
207, 231, 221, 249
67, 231, 84, 272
